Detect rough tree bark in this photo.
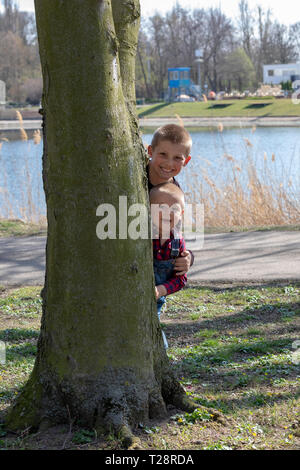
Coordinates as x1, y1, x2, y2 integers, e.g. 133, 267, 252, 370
5, 0, 214, 447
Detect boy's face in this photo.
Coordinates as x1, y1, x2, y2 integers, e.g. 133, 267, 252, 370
148, 139, 190, 183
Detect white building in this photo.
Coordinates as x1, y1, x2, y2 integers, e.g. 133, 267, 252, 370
263, 63, 300, 85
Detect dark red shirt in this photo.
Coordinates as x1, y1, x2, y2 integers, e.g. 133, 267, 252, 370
153, 235, 187, 295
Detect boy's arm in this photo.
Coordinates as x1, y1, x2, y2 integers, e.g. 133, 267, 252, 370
189, 250, 194, 266
155, 285, 167, 299
157, 238, 187, 297
159, 272, 187, 297
174, 249, 194, 276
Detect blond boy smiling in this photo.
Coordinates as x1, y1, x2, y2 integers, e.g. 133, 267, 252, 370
146, 124, 193, 275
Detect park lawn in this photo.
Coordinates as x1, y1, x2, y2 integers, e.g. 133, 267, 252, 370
0, 283, 299, 450
1, 218, 299, 238
0, 219, 47, 238
137, 99, 300, 118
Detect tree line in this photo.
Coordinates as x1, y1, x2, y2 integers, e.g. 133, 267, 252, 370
136, 0, 300, 99
0, 0, 41, 104
0, 0, 300, 104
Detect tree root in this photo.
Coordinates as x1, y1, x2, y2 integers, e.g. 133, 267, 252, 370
5, 346, 226, 446
161, 372, 226, 425
96, 408, 144, 450
119, 424, 143, 450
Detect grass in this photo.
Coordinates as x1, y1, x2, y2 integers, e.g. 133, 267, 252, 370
0, 283, 299, 450
0, 219, 46, 237
138, 99, 300, 118
0, 217, 299, 238
1, 101, 299, 120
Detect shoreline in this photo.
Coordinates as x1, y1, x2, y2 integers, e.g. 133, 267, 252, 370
1, 115, 300, 132
139, 115, 300, 128
0, 119, 42, 131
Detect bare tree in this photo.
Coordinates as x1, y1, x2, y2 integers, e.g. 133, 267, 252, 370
148, 12, 169, 98
237, 0, 255, 60
290, 22, 300, 60
0, 31, 28, 100
0, 0, 40, 102
136, 26, 152, 99
0, 0, 35, 42
270, 22, 298, 64
203, 8, 235, 91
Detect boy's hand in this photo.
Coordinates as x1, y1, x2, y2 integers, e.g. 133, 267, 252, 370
155, 285, 167, 299
174, 250, 191, 275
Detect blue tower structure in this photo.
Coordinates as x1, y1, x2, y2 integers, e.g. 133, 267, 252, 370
167, 67, 201, 101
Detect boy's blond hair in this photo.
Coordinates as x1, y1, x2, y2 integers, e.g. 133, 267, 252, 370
151, 124, 192, 156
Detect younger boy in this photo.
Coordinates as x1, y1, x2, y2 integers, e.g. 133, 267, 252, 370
150, 182, 187, 348
146, 124, 193, 276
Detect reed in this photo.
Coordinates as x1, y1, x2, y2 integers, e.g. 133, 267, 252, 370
185, 143, 300, 228
16, 110, 28, 141
33, 129, 41, 145
0, 116, 46, 227
15, 110, 23, 123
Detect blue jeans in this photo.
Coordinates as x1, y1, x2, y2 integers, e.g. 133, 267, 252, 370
156, 295, 168, 349
154, 257, 176, 350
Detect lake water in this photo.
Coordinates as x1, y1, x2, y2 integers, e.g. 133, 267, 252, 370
0, 126, 299, 221
143, 126, 300, 196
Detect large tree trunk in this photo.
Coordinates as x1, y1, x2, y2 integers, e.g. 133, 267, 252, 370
5, 0, 198, 447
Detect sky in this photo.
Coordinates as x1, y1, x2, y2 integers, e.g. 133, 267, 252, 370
2, 0, 300, 26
